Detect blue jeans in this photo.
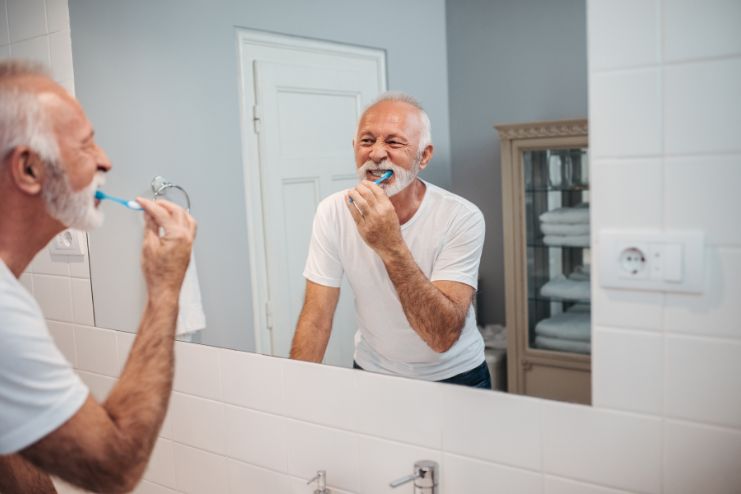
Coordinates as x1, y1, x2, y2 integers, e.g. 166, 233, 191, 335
353, 360, 492, 389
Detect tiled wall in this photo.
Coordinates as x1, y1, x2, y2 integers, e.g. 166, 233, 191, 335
6, 0, 740, 493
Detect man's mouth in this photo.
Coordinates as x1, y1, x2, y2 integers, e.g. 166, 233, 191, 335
367, 169, 392, 180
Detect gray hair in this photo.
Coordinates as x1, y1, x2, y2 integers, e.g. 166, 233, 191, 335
364, 91, 432, 153
0, 59, 60, 167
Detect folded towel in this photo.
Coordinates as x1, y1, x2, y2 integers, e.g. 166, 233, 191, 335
540, 222, 590, 236
543, 234, 590, 247
534, 312, 591, 341
568, 265, 591, 281
539, 203, 590, 224
567, 302, 591, 313
176, 252, 206, 337
540, 275, 591, 301
534, 336, 591, 354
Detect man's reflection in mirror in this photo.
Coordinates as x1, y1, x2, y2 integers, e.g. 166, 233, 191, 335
290, 92, 490, 389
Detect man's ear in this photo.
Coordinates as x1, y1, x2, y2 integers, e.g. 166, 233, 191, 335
7, 147, 44, 195
417, 144, 434, 171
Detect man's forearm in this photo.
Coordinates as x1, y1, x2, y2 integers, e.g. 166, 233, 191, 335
0, 454, 56, 493
381, 244, 467, 352
102, 290, 179, 461
290, 318, 331, 362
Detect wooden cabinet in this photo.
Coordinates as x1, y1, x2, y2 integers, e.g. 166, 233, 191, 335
495, 119, 591, 405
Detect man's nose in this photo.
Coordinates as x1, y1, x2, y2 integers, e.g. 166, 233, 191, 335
368, 142, 388, 162
95, 143, 112, 172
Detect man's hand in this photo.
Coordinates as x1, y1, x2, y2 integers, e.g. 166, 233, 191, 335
136, 198, 197, 298
345, 180, 403, 257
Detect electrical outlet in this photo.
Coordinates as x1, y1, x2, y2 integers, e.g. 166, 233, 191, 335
49, 230, 85, 256
599, 230, 704, 293
618, 246, 648, 279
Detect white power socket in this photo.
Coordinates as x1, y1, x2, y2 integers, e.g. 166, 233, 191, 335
49, 230, 85, 256
600, 230, 703, 293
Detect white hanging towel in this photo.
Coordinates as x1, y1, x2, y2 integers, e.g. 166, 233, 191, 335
176, 252, 206, 337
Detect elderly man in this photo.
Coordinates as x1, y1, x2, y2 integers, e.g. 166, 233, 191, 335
290, 92, 489, 388
0, 60, 195, 493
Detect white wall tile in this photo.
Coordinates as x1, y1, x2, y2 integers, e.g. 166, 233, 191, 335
0, 0, 10, 46
442, 454, 542, 494
223, 404, 287, 472
590, 69, 662, 158
0, 44, 9, 58
70, 278, 94, 325
227, 460, 291, 494
591, 159, 663, 228
664, 0, 741, 62
285, 420, 359, 493
115, 330, 136, 374
143, 438, 177, 489
588, 0, 659, 70
169, 392, 226, 455
665, 335, 741, 428
665, 248, 741, 339
6, 0, 46, 42
545, 476, 633, 494
31, 246, 70, 276
133, 481, 180, 494
53, 478, 87, 494
356, 436, 441, 494
543, 403, 662, 493
49, 29, 73, 82
665, 59, 741, 156
173, 341, 221, 401
74, 325, 119, 376
9, 34, 49, 64
592, 327, 663, 414
354, 370, 442, 449
34, 274, 73, 322
592, 267, 664, 330
47, 320, 77, 365
220, 349, 285, 414
44, 0, 68, 33
172, 443, 229, 494
664, 420, 741, 494
443, 387, 542, 471
665, 156, 741, 245
67, 255, 89, 277
283, 359, 357, 430
77, 370, 115, 402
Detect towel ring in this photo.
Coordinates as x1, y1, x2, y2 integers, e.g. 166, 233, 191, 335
151, 176, 191, 211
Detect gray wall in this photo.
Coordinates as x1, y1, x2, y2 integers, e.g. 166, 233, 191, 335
446, 0, 587, 324
70, 0, 451, 351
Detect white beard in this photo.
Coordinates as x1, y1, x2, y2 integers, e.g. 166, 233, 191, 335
355, 155, 422, 197
42, 164, 105, 231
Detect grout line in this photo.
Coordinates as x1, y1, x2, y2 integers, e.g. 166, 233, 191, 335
591, 52, 741, 76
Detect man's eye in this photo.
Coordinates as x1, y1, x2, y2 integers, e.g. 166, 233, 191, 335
361, 138, 374, 144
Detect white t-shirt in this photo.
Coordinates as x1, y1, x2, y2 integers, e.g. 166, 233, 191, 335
304, 180, 486, 381
0, 260, 89, 454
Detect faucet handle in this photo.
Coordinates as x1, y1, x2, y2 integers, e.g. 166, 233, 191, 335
390, 460, 439, 491
306, 470, 330, 494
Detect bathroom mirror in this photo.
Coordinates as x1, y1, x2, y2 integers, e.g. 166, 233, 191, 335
71, 0, 587, 397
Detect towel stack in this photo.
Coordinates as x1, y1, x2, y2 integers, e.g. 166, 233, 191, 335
539, 203, 590, 247
534, 303, 591, 354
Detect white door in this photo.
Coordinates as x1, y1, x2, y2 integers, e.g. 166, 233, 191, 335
239, 32, 385, 367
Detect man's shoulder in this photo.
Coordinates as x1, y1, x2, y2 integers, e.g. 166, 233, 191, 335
316, 190, 349, 213
425, 182, 484, 222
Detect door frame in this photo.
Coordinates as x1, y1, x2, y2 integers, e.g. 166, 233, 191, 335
235, 28, 387, 354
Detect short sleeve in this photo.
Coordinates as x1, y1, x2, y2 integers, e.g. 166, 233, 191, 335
303, 197, 344, 288
0, 283, 89, 454
430, 206, 485, 289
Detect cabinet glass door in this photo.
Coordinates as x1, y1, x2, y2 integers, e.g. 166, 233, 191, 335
523, 147, 590, 355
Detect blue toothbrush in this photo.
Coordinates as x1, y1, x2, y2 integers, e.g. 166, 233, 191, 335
373, 170, 394, 185
94, 190, 143, 211
350, 170, 393, 203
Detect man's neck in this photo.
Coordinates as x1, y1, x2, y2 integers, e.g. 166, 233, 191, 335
389, 178, 426, 225
0, 205, 61, 278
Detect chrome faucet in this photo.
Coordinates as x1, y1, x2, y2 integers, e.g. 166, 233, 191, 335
306, 470, 331, 494
390, 460, 439, 493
